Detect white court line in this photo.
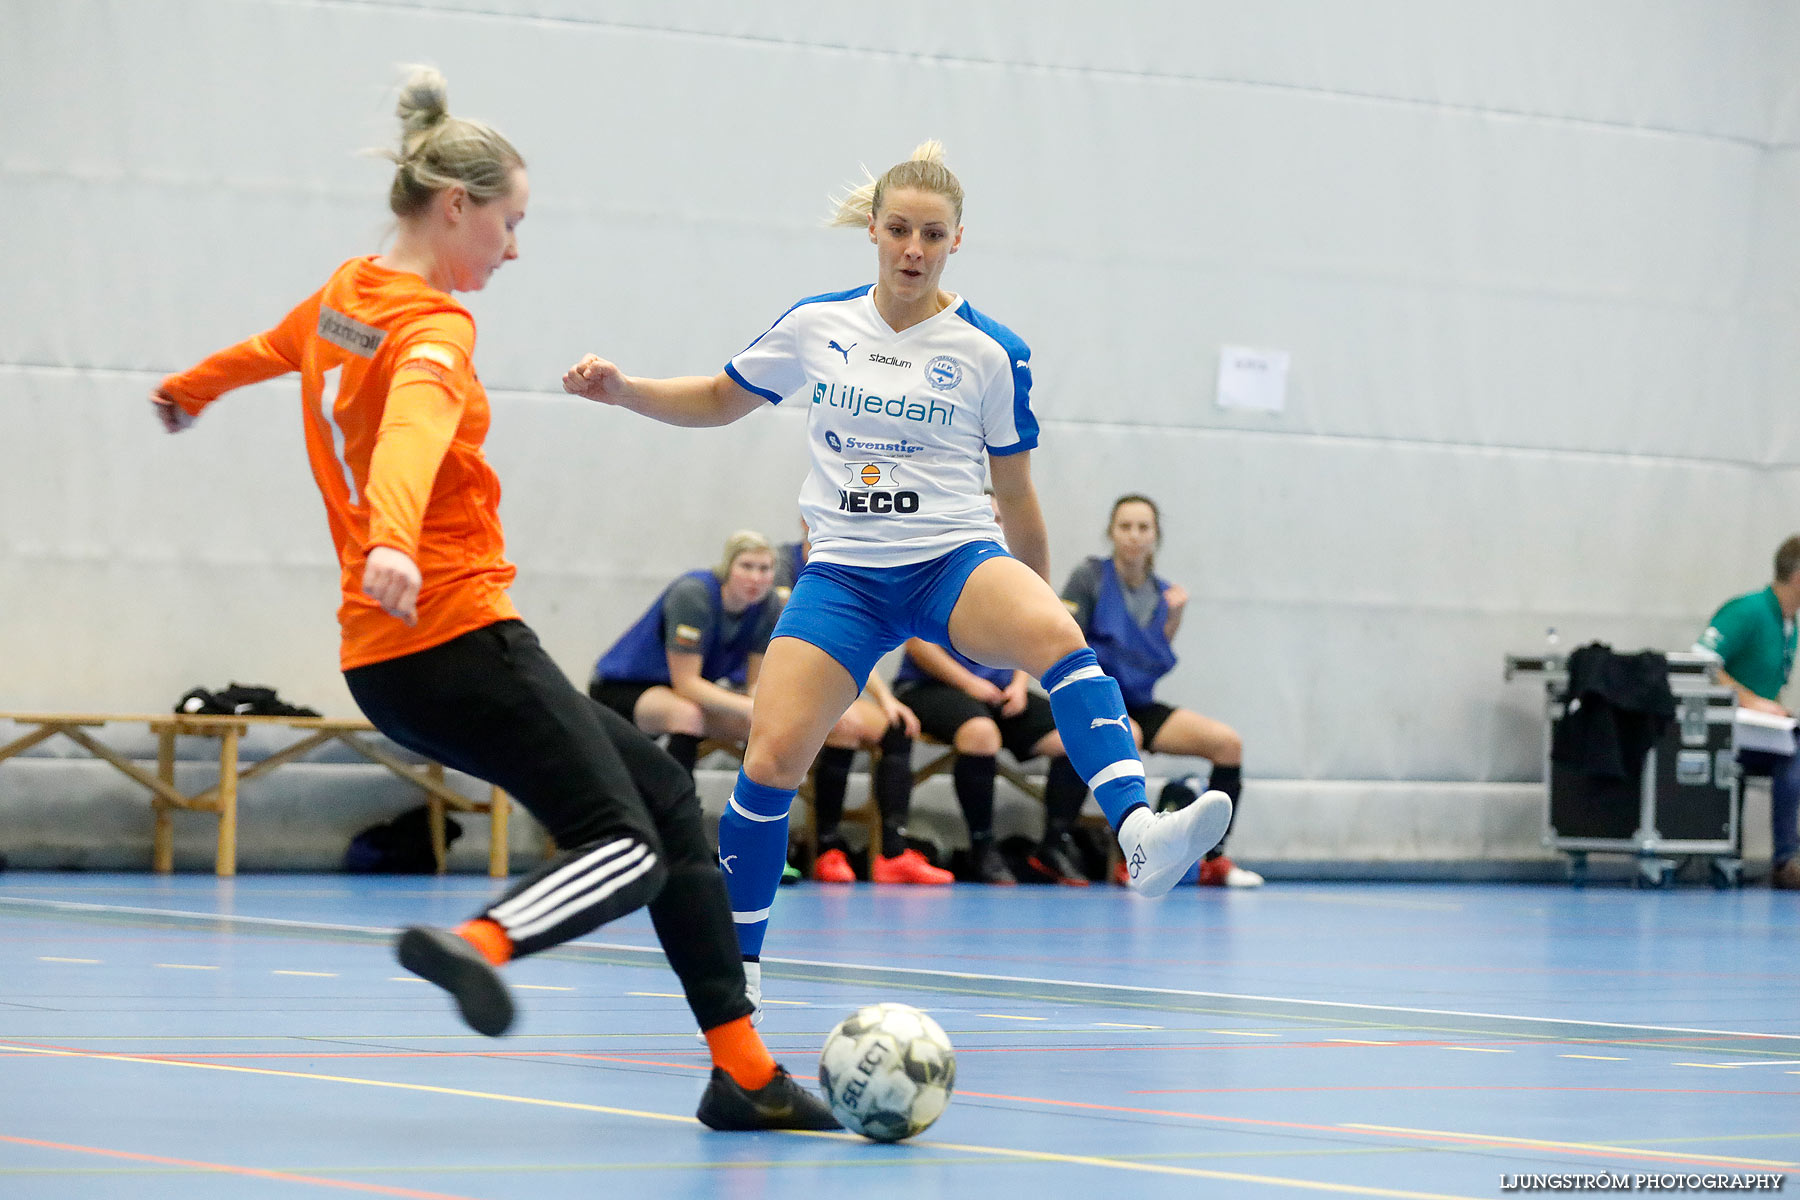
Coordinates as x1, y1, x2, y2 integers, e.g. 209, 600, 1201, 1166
1674, 1059, 1800, 1068
3, 893, 1793, 1050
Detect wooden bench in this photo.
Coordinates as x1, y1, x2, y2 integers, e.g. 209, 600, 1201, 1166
692, 734, 1113, 873
911, 734, 1120, 875
0, 712, 510, 878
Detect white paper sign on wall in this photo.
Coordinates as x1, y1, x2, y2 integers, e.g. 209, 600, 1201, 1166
1216, 345, 1289, 413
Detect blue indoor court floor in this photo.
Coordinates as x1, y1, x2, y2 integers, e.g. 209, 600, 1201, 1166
0, 874, 1795, 1198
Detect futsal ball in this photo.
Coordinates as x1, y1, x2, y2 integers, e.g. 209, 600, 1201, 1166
818, 1003, 956, 1142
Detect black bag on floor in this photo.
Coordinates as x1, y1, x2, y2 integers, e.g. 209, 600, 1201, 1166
345, 805, 460, 874
175, 682, 321, 718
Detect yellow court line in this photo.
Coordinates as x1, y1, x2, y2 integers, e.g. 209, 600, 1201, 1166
389, 978, 428, 984
626, 992, 684, 999
1206, 1030, 1279, 1037
978, 1014, 1047, 1022
1324, 1039, 1392, 1045
761, 999, 809, 1007
273, 971, 338, 978
1095, 1023, 1163, 1030
1345, 1124, 1796, 1170
152, 964, 218, 971
39, 957, 100, 964
512, 986, 572, 993
3, 1042, 1488, 1198
1440, 1047, 1509, 1054
1671, 1062, 1738, 1070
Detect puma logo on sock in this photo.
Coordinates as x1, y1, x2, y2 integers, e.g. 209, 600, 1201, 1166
1089, 716, 1130, 731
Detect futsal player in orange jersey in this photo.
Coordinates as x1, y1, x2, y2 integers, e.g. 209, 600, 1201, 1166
151, 67, 834, 1131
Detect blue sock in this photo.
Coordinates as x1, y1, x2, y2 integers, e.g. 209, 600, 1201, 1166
718, 769, 795, 959
1042, 648, 1148, 829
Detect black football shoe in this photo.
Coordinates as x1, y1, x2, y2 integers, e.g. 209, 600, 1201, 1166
696, 1065, 841, 1131
396, 926, 515, 1037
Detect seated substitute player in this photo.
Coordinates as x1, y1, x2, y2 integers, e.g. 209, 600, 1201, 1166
775, 525, 946, 885
1696, 534, 1800, 890
563, 140, 1232, 1014
588, 530, 784, 775
1063, 495, 1262, 888
894, 637, 1092, 885
150, 67, 833, 1129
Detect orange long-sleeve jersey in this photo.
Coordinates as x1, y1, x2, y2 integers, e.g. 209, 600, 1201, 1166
161, 256, 519, 670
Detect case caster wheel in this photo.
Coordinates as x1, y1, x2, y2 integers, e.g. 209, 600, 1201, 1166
1566, 852, 1589, 888
1634, 857, 1676, 889
1709, 859, 1743, 890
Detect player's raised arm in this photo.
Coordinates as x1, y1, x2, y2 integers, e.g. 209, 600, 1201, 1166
561, 356, 766, 428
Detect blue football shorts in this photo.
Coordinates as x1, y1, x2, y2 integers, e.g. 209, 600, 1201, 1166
770, 540, 1011, 684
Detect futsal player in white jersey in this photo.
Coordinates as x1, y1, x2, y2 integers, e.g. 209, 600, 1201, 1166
564, 142, 1231, 1013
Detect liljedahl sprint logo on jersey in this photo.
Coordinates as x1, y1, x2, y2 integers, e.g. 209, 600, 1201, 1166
811, 381, 954, 426
837, 460, 920, 514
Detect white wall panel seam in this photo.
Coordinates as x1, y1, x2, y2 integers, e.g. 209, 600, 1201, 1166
0, 368, 1780, 472
235, 0, 1776, 149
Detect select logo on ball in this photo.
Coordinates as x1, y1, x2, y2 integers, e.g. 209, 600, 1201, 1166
818, 1002, 956, 1142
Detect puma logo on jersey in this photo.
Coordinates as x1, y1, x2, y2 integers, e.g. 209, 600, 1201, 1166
827, 340, 857, 362
1090, 716, 1130, 731
718, 853, 738, 874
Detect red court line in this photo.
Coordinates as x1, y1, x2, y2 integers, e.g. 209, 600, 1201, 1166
0, 1134, 478, 1199
1131, 1085, 1800, 1097
0, 1041, 708, 1072
954, 1090, 1787, 1169
6, 1048, 672, 1062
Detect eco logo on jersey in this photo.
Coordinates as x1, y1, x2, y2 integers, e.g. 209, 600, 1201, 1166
838, 459, 919, 514
925, 355, 963, 391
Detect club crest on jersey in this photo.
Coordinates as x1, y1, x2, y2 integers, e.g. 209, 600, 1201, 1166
925, 355, 964, 391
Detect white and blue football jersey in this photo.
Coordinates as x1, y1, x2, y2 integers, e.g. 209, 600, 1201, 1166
726, 285, 1036, 568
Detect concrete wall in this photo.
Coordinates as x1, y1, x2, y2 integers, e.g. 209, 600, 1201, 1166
2, 2, 1796, 870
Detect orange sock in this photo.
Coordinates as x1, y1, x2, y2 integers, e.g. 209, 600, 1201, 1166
704, 1015, 778, 1090
456, 918, 512, 967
